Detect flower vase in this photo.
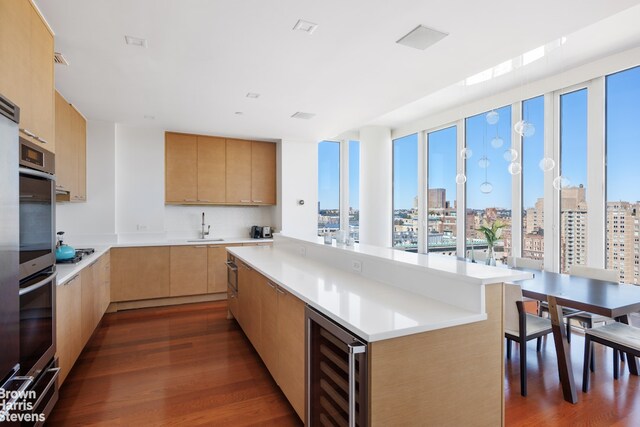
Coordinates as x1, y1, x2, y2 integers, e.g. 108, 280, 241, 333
486, 246, 496, 266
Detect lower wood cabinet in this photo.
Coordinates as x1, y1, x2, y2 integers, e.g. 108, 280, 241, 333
110, 247, 170, 302
57, 251, 111, 385
208, 244, 243, 293
233, 266, 305, 420
170, 246, 207, 297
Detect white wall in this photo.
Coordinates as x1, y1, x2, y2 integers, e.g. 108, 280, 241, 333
57, 123, 276, 245
359, 126, 392, 247
56, 120, 117, 245
277, 140, 318, 240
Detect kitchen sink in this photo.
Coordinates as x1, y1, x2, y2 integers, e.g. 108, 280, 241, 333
187, 238, 224, 243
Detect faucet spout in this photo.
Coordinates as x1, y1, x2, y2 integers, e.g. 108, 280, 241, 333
200, 212, 210, 239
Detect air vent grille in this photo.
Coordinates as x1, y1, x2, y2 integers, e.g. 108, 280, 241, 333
291, 112, 315, 120
54, 52, 69, 66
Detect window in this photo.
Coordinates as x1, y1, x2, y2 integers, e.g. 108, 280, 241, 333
465, 106, 512, 264
317, 141, 340, 236
606, 66, 640, 284
349, 140, 360, 242
559, 89, 588, 273
392, 134, 418, 250
427, 126, 457, 256
521, 96, 545, 262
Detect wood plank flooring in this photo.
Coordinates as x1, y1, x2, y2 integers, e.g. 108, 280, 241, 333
47, 301, 302, 426
49, 301, 640, 426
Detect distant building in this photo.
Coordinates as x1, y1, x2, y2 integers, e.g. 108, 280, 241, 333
560, 185, 587, 273
428, 188, 447, 209
606, 201, 640, 284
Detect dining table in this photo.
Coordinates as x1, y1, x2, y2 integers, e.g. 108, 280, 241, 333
511, 268, 640, 404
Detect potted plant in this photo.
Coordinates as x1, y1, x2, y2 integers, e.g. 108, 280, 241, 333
477, 220, 506, 266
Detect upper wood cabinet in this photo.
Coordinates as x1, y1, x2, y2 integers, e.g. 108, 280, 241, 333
165, 131, 276, 206
225, 139, 252, 203
0, 0, 54, 152
55, 91, 87, 202
251, 141, 276, 205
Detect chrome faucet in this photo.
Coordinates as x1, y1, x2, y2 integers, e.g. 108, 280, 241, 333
201, 212, 211, 239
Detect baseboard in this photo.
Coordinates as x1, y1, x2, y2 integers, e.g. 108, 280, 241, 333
107, 292, 227, 312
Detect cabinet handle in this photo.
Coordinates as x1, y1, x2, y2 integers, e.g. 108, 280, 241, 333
240, 199, 251, 203
276, 287, 287, 296
184, 198, 197, 202
266, 281, 276, 290
35, 136, 49, 144
20, 128, 36, 138
198, 199, 210, 202
65, 274, 80, 284
193, 245, 207, 248
348, 342, 367, 427
253, 200, 263, 203
56, 184, 66, 190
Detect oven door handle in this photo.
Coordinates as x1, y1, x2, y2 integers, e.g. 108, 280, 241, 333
225, 261, 238, 272
19, 272, 57, 296
30, 367, 60, 411
19, 166, 56, 181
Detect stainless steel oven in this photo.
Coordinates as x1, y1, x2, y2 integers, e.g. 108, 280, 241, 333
19, 137, 55, 281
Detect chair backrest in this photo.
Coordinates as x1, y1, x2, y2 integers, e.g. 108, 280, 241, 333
504, 283, 524, 333
569, 264, 619, 283
507, 256, 543, 270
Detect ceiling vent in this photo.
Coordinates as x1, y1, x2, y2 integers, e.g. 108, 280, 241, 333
246, 93, 260, 99
53, 52, 68, 66
293, 19, 318, 34
291, 112, 315, 120
125, 35, 148, 48
396, 25, 448, 50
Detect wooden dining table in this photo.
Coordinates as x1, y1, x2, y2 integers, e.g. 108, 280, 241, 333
512, 268, 640, 404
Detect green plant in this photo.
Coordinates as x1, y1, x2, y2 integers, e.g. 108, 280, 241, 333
477, 220, 506, 247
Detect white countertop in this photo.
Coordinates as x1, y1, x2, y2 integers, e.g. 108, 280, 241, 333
228, 246, 490, 342
55, 237, 272, 285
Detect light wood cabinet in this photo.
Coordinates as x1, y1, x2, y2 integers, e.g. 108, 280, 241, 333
111, 247, 170, 302
225, 139, 252, 204
165, 132, 198, 203
165, 131, 276, 206
80, 264, 96, 346
0, 0, 54, 152
55, 91, 86, 202
56, 273, 82, 384
232, 267, 305, 420
197, 136, 226, 203
169, 246, 208, 297
251, 141, 276, 205
276, 287, 306, 418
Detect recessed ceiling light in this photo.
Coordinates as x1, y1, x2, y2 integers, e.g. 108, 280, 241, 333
292, 19, 318, 34
235, 112, 244, 115
143, 115, 155, 120
291, 112, 315, 120
396, 25, 448, 51
54, 52, 69, 66
246, 93, 260, 99
125, 35, 148, 48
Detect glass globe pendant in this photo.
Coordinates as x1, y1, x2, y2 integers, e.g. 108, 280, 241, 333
503, 149, 518, 162
491, 136, 504, 148
486, 110, 499, 125
460, 147, 473, 159
478, 156, 490, 169
539, 157, 555, 172
515, 120, 536, 137
553, 176, 571, 190
455, 174, 467, 184
508, 162, 522, 175
480, 181, 493, 194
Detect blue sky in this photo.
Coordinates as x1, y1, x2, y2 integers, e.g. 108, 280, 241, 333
318, 65, 640, 211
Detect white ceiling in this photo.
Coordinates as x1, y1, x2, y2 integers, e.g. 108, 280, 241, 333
36, 0, 640, 142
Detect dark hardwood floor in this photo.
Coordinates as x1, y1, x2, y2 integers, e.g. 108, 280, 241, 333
48, 301, 302, 426
49, 301, 640, 426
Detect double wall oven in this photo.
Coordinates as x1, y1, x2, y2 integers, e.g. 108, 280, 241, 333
1, 92, 59, 425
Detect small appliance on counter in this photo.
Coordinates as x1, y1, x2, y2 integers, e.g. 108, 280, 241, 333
250, 225, 273, 239
55, 232, 95, 264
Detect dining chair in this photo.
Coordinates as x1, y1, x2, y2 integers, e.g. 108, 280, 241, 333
583, 322, 640, 392
507, 256, 543, 270
504, 282, 553, 396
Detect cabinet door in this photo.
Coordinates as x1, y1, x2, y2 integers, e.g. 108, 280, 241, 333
101, 252, 111, 314
0, 0, 31, 134
55, 92, 75, 195
277, 288, 306, 419
110, 247, 170, 302
29, 6, 55, 151
169, 246, 208, 297
207, 244, 243, 294
80, 264, 96, 346
245, 268, 262, 352
71, 107, 86, 201
225, 139, 252, 204
251, 141, 276, 205
56, 274, 82, 385
237, 262, 251, 329
258, 278, 279, 378
166, 133, 198, 203
197, 136, 226, 203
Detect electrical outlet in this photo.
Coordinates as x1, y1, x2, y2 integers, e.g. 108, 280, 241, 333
299, 246, 306, 257
351, 260, 362, 273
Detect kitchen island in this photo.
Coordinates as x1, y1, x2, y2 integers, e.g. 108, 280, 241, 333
227, 234, 532, 426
